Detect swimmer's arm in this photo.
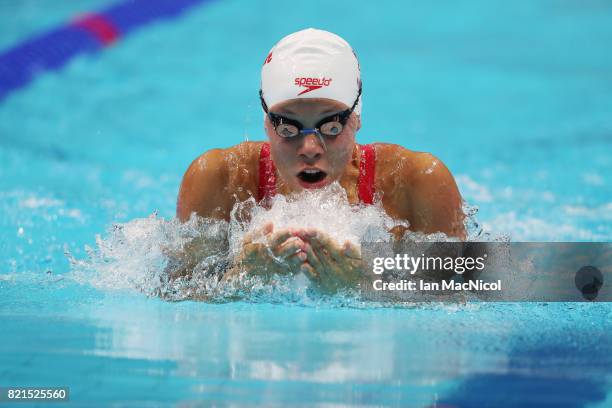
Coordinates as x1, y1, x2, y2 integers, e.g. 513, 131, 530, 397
177, 148, 231, 222
167, 149, 231, 281
404, 153, 466, 240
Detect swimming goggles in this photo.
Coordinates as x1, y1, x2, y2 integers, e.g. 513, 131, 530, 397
259, 85, 362, 139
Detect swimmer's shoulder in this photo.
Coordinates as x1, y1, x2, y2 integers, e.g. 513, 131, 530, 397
177, 142, 264, 221
373, 143, 451, 186
224, 141, 266, 170
177, 147, 229, 221
373, 143, 465, 238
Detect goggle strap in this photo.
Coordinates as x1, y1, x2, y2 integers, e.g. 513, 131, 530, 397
259, 89, 269, 113
349, 84, 362, 114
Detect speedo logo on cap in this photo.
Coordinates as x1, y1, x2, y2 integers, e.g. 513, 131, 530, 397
294, 77, 333, 95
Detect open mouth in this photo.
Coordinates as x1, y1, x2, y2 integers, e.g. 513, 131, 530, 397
297, 169, 327, 184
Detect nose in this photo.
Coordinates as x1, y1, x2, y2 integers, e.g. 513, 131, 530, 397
298, 133, 325, 161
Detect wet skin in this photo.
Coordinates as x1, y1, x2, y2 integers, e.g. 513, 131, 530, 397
176, 98, 465, 293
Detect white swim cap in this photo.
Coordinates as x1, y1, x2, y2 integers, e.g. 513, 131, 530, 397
260, 28, 362, 115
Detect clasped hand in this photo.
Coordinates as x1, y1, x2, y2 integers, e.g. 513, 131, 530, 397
231, 223, 363, 293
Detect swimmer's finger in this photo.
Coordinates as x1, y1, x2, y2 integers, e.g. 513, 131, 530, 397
243, 223, 274, 244
309, 231, 344, 264
300, 262, 319, 281
277, 238, 306, 270
313, 238, 361, 283
294, 228, 322, 245
242, 242, 259, 257
309, 230, 340, 252
261, 222, 274, 235
241, 242, 265, 264
268, 229, 296, 248
303, 242, 324, 273
276, 237, 304, 257
343, 241, 362, 259
305, 244, 342, 289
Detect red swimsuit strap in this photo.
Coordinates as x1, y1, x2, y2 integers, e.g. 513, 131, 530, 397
257, 142, 277, 202
257, 142, 375, 204
358, 144, 376, 204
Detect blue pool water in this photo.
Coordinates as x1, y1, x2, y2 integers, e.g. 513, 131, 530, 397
1, 0, 611, 406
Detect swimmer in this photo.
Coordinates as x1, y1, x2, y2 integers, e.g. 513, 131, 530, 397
174, 28, 465, 293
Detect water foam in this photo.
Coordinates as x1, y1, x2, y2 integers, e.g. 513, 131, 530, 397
68, 183, 487, 305
228, 183, 403, 255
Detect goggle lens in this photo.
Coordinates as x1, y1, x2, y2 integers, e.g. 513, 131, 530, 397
319, 121, 343, 137
276, 122, 300, 138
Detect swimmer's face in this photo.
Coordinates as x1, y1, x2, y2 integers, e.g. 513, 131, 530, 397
265, 98, 361, 191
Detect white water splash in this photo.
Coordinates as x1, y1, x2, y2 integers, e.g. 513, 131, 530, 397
228, 182, 404, 256
68, 183, 487, 304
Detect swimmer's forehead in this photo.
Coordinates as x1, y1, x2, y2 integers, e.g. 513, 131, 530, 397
270, 98, 349, 117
